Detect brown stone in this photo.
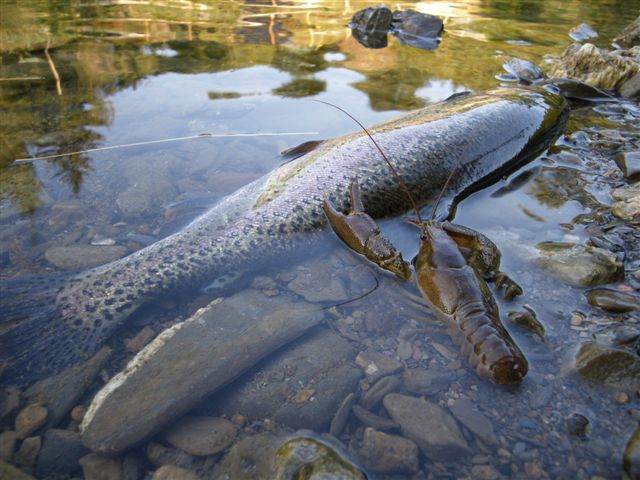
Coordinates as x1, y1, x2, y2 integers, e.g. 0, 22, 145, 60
0, 430, 17, 462
14, 436, 41, 468
163, 416, 237, 456
126, 326, 157, 353
15, 404, 47, 439
152, 465, 200, 480
355, 350, 403, 383
79, 453, 123, 480
360, 428, 419, 473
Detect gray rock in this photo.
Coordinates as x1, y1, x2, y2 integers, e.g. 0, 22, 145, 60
391, 9, 443, 50
545, 43, 640, 93
586, 288, 640, 313
15, 404, 47, 439
152, 465, 199, 480
329, 393, 357, 437
352, 404, 399, 431
574, 341, 640, 390
14, 436, 41, 468
623, 424, 640, 480
361, 375, 400, 410
569, 23, 598, 42
359, 428, 419, 473
566, 413, 590, 438
81, 290, 324, 453
449, 397, 498, 446
614, 16, 640, 48
212, 433, 281, 480
0, 461, 36, 480
287, 263, 350, 303
36, 429, 90, 477
163, 416, 236, 456
45, 245, 128, 270
612, 183, 640, 223
0, 431, 17, 462
402, 368, 451, 395
615, 151, 640, 180
383, 393, 469, 461
205, 329, 361, 431
355, 350, 403, 383
146, 442, 203, 472
503, 57, 544, 83
620, 73, 640, 97
79, 453, 123, 480
535, 242, 623, 286
350, 6, 393, 34
25, 347, 112, 429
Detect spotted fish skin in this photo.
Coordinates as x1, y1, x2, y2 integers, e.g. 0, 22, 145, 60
0, 87, 568, 385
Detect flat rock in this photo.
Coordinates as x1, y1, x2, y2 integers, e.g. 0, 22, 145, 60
25, 347, 112, 429
574, 341, 640, 390
15, 404, 47, 439
355, 350, 403, 383
152, 465, 199, 480
568, 23, 598, 42
79, 453, 122, 480
402, 368, 453, 395
359, 428, 418, 473
36, 429, 90, 477
205, 329, 361, 431
45, 245, 128, 270
449, 397, 498, 446
81, 290, 324, 453
535, 242, 623, 286
546, 42, 640, 93
163, 416, 236, 456
586, 288, 640, 313
287, 263, 351, 303
383, 393, 469, 461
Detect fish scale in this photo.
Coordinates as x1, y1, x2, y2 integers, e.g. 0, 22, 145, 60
0, 87, 568, 386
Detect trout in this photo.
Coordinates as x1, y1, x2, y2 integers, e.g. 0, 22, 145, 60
0, 87, 568, 385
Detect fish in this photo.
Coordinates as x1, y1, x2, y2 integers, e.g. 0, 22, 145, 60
0, 86, 568, 386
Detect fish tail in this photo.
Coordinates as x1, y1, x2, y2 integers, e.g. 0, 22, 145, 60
0, 273, 91, 386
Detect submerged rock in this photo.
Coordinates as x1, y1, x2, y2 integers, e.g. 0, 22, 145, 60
152, 465, 199, 480
535, 242, 623, 286
212, 433, 280, 480
45, 245, 128, 270
546, 43, 640, 94
383, 393, 469, 461
36, 429, 90, 477
14, 404, 47, 439
205, 329, 361, 431
81, 290, 324, 453
586, 288, 640, 313
623, 424, 640, 480
449, 397, 498, 446
359, 428, 419, 473
162, 416, 237, 456
574, 341, 640, 390
0, 461, 35, 480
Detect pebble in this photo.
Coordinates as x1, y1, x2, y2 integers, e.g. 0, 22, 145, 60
71, 405, 87, 423
14, 436, 41, 468
566, 413, 590, 438
164, 416, 237, 456
570, 312, 584, 326
359, 428, 419, 473
79, 453, 123, 480
329, 393, 357, 436
44, 245, 128, 270
0, 431, 17, 462
360, 376, 400, 410
15, 404, 48, 439
36, 429, 90, 477
383, 393, 469, 461
152, 465, 200, 480
616, 392, 630, 404
126, 326, 157, 353
355, 350, 403, 383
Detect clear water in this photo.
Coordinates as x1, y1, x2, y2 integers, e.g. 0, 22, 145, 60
1, 1, 639, 478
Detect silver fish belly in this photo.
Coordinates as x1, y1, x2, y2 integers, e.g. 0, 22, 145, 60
0, 86, 568, 385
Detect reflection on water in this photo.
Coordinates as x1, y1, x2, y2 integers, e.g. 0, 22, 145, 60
1, 1, 639, 478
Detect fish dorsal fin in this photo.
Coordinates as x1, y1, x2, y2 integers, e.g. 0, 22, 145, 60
280, 140, 325, 164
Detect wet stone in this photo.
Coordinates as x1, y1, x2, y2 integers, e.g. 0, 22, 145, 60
0, 389, 20, 422
79, 453, 123, 480
503, 56, 544, 83
611, 183, 640, 223
360, 375, 400, 410
0, 461, 36, 480
449, 397, 498, 446
45, 245, 128, 270
390, 9, 443, 50
620, 73, 640, 98
163, 416, 237, 456
402, 368, 451, 395
614, 16, 640, 49
36, 429, 89, 477
0, 431, 17, 462
152, 465, 199, 480
535, 242, 623, 286
383, 393, 469, 461
14, 436, 41, 468
206, 329, 361, 431
575, 341, 640, 390
586, 288, 640, 313
615, 151, 640, 180
355, 350, 403, 383
359, 428, 419, 474
212, 433, 281, 480
329, 393, 357, 437
287, 264, 349, 303
15, 404, 47, 439
470, 464, 500, 480
624, 424, 640, 479
569, 23, 598, 42
566, 413, 590, 438
352, 404, 399, 431
146, 442, 212, 473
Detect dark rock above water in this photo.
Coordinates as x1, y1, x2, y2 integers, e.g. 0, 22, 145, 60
350, 6, 443, 50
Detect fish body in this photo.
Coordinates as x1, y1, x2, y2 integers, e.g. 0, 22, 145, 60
0, 87, 568, 385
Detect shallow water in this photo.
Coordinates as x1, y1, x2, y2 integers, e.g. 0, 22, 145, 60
1, 1, 639, 479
